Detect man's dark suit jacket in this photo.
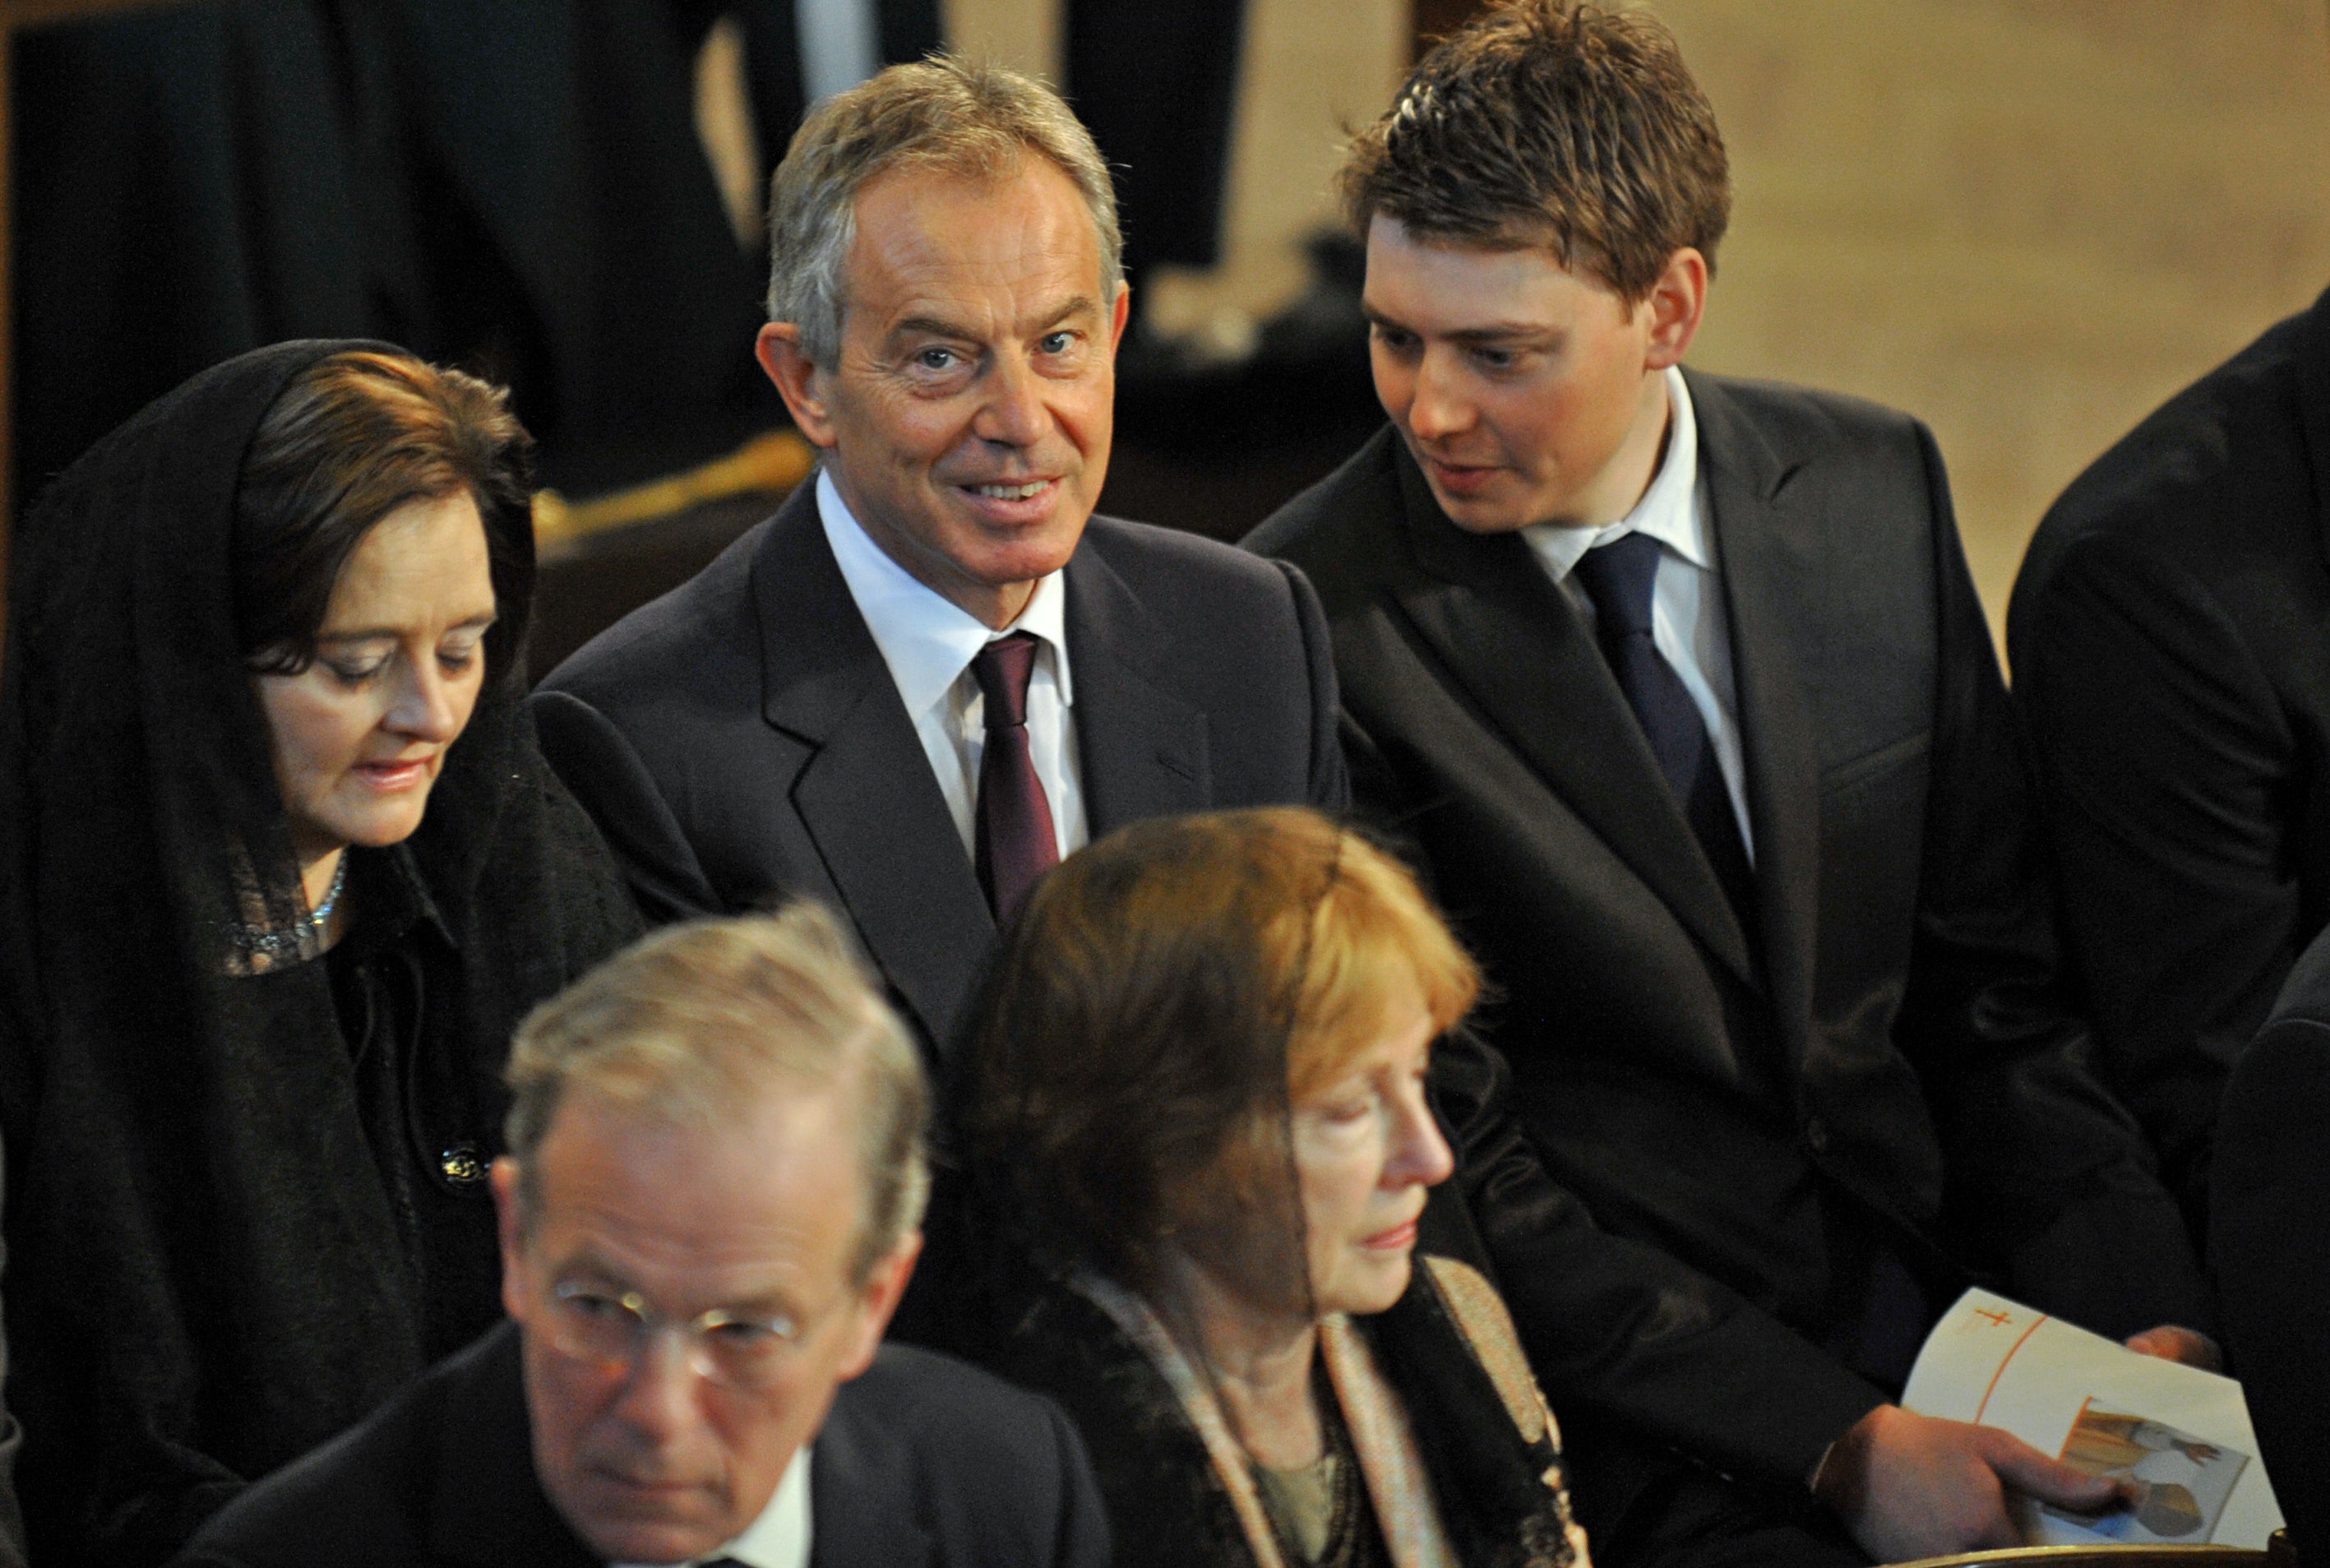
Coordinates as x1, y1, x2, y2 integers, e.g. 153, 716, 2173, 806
2009, 284, 2330, 1239
532, 478, 1348, 1064
2212, 924, 2330, 1557
1246, 372, 2207, 1500
171, 1322, 1110, 1568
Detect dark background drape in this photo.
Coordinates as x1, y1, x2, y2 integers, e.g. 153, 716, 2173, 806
8, 0, 1277, 511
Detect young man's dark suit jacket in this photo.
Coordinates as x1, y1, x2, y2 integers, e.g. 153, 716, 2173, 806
2009, 284, 2330, 1240
170, 1323, 1111, 1568
1246, 371, 2207, 1513
530, 476, 1348, 1064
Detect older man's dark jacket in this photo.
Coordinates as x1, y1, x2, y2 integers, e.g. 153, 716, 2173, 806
531, 477, 1348, 1066
171, 1323, 1110, 1568
1245, 372, 2207, 1504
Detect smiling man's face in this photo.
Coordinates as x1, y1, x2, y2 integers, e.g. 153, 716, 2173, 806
760, 156, 1130, 629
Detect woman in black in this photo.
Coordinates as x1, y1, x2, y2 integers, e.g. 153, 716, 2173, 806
0, 340, 642, 1565
967, 808, 1590, 1568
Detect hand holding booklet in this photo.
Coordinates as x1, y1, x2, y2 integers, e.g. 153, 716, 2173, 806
1902, 1288, 2285, 1547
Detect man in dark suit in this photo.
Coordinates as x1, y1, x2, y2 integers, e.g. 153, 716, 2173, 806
2010, 287, 2330, 1242
1248, 6, 2207, 1563
2212, 920, 2330, 1558
173, 909, 1109, 1568
534, 55, 1343, 1066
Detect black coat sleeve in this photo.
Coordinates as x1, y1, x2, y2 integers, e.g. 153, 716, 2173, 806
529, 688, 723, 926
1275, 560, 1352, 815
1432, 1025, 1886, 1491
1339, 684, 1884, 1489
1038, 1397, 1114, 1568
2010, 529, 2300, 1232
1895, 427, 2210, 1339
2212, 998, 2330, 1552
0, 1151, 23, 1568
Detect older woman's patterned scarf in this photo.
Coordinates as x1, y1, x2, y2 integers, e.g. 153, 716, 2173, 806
1070, 1270, 1449, 1568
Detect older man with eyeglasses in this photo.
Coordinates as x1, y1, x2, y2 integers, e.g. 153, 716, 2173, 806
172, 908, 1109, 1568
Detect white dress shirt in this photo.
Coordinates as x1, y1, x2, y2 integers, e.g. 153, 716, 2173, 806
819, 469, 1089, 864
1522, 366, 1754, 861
794, 0, 881, 104
614, 1444, 811, 1568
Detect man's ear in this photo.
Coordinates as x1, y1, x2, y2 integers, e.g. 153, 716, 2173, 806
1640, 247, 1709, 372
835, 1229, 924, 1381
1107, 280, 1133, 355
756, 322, 839, 448
492, 1156, 528, 1323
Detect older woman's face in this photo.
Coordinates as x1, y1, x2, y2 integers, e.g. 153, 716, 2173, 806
1292, 986, 1454, 1317
253, 493, 497, 867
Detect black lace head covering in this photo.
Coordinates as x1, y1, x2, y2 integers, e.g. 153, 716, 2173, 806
0, 340, 641, 1561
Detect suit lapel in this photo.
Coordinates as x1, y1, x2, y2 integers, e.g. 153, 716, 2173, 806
1386, 441, 1758, 988
2291, 286, 2330, 578
429, 1326, 602, 1568
807, 1379, 937, 1568
1690, 371, 1823, 1072
1065, 537, 1210, 833
752, 484, 996, 1057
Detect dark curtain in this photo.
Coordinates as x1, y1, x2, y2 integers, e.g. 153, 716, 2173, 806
12, 0, 1246, 502
1066, 0, 1246, 280
12, 0, 784, 507
705, 0, 943, 178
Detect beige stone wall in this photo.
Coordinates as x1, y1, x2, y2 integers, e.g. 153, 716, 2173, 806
938, 0, 2330, 637
940, 0, 1063, 83
1657, 0, 2330, 640
941, 0, 1408, 345
1135, 0, 1408, 345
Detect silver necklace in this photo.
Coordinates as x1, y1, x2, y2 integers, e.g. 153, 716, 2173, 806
307, 852, 349, 928
229, 853, 348, 964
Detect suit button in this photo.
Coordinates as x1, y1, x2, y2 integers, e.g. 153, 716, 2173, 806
1804, 1117, 1830, 1154
439, 1143, 488, 1186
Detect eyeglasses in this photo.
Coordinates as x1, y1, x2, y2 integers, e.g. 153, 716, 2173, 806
537, 1278, 808, 1391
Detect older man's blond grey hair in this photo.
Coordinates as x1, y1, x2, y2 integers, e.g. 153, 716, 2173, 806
767, 53, 1126, 366
504, 904, 929, 1283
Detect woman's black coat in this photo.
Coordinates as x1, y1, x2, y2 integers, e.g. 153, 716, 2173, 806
0, 341, 644, 1566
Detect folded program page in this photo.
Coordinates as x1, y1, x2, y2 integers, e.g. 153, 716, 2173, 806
1903, 1289, 2286, 1547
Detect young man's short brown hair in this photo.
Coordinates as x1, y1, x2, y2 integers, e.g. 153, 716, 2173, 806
1340, 0, 1731, 304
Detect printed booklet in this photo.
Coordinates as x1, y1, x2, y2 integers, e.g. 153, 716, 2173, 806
1902, 1288, 2284, 1547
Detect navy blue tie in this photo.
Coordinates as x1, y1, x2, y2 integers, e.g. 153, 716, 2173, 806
1571, 533, 1758, 929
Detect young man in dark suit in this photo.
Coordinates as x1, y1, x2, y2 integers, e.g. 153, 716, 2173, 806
173, 911, 1107, 1568
2010, 287, 2330, 1243
532, 57, 1344, 1066
1247, 5, 2208, 1562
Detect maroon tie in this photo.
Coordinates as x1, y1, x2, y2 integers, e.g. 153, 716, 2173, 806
971, 632, 1060, 924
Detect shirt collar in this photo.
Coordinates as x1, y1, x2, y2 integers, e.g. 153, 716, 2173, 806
816, 468, 1074, 719
614, 1444, 812, 1568
1522, 365, 1708, 583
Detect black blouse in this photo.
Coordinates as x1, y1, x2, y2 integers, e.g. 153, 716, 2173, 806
322, 846, 506, 1367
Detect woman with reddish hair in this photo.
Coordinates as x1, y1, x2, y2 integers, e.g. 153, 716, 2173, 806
969, 807, 1589, 1568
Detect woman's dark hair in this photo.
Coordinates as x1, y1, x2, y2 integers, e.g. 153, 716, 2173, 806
966, 807, 1478, 1293
234, 351, 535, 676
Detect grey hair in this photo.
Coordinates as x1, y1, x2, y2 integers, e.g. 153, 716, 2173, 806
767, 53, 1126, 365
504, 904, 930, 1284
